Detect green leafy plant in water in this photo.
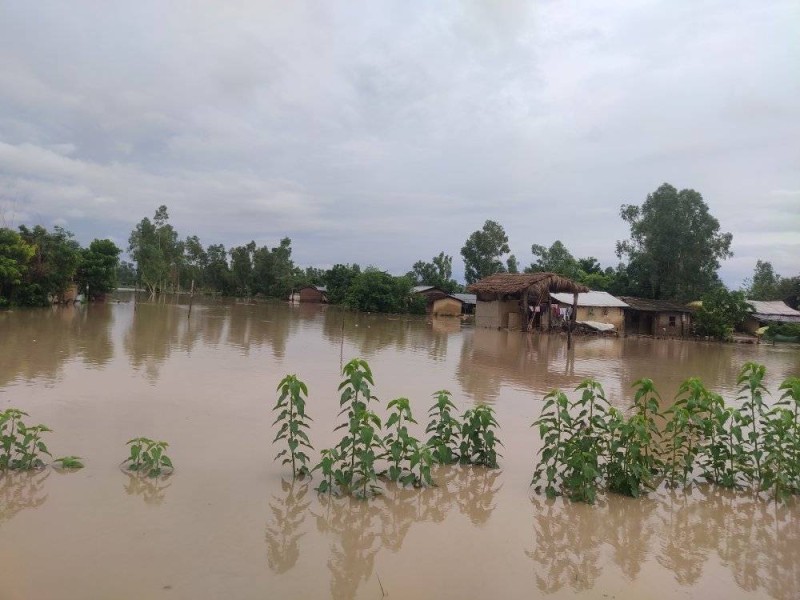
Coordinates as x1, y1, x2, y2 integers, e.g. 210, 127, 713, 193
315, 358, 384, 498
775, 377, 800, 492
737, 362, 769, 486
760, 407, 795, 502
0, 409, 54, 470
531, 390, 572, 499
382, 397, 433, 487
696, 388, 744, 488
273, 374, 314, 478
426, 390, 461, 465
52, 456, 85, 469
606, 379, 663, 498
459, 404, 502, 469
662, 377, 717, 487
124, 437, 173, 477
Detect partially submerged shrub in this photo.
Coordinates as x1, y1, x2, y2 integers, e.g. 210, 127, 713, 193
383, 397, 433, 487
273, 374, 314, 478
532, 363, 800, 504
0, 408, 80, 471
426, 390, 461, 465
460, 404, 502, 469
124, 437, 173, 477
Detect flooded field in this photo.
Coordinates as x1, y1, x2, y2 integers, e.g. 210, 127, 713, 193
1, 296, 798, 600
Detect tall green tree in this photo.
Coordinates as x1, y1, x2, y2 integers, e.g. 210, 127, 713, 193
0, 228, 35, 306
18, 225, 82, 305
324, 263, 361, 305
229, 241, 256, 296
408, 252, 459, 293
460, 220, 511, 284
128, 206, 183, 296
345, 269, 418, 314
745, 260, 781, 300
616, 183, 732, 301
525, 240, 581, 279
77, 239, 121, 300
204, 244, 233, 294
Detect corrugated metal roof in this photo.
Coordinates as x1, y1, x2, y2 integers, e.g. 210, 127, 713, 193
315, 285, 327, 293
412, 285, 436, 293
452, 293, 476, 304
550, 291, 629, 308
753, 314, 800, 324
748, 300, 800, 317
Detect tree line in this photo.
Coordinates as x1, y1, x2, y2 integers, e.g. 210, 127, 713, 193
1, 183, 796, 314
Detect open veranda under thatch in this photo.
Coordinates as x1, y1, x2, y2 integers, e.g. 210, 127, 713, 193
467, 272, 589, 302
467, 273, 589, 333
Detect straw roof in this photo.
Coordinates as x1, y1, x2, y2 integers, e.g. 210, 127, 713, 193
467, 272, 588, 300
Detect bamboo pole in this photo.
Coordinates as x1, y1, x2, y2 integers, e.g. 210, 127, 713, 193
567, 292, 578, 349
187, 279, 195, 319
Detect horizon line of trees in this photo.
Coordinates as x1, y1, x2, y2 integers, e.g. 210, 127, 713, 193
2, 183, 797, 315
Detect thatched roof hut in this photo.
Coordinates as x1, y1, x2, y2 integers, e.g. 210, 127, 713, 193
467, 273, 588, 331
467, 273, 588, 302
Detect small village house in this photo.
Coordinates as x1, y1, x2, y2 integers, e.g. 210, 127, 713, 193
619, 296, 694, 337
452, 293, 476, 315
292, 285, 328, 303
742, 300, 800, 334
431, 295, 463, 316
467, 273, 588, 330
550, 291, 629, 333
412, 285, 451, 313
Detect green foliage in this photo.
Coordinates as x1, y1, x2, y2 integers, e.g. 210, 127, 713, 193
0, 409, 52, 470
694, 288, 753, 339
460, 220, 511, 284
273, 375, 314, 478
0, 228, 35, 305
324, 263, 361, 305
124, 437, 173, 477
737, 362, 768, 485
616, 183, 733, 301
745, 260, 782, 301
764, 323, 800, 340
344, 269, 416, 314
408, 252, 460, 294
315, 358, 384, 498
382, 398, 433, 487
77, 239, 121, 300
53, 456, 85, 469
459, 404, 502, 469
606, 379, 663, 497
128, 206, 183, 295
533, 364, 800, 504
526, 240, 582, 280
426, 390, 461, 464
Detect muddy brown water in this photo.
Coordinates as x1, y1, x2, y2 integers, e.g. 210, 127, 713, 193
0, 296, 798, 600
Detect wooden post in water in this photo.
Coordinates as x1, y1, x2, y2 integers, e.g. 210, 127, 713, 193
521, 288, 529, 332
188, 279, 195, 319
567, 292, 578, 349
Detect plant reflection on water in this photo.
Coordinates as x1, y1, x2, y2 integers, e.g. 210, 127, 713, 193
264, 465, 501, 599
122, 471, 172, 506
0, 470, 50, 526
527, 487, 799, 600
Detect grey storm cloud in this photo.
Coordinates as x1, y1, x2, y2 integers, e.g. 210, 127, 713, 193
0, 0, 798, 284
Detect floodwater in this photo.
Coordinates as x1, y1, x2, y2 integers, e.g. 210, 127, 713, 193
0, 296, 798, 600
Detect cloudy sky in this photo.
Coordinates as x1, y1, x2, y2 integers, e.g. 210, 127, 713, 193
0, 1, 798, 285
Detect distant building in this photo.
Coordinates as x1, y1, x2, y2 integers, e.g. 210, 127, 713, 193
432, 295, 463, 317
452, 293, 476, 315
550, 291, 629, 333
742, 300, 800, 334
294, 285, 328, 303
412, 285, 450, 313
467, 273, 588, 330
619, 296, 693, 337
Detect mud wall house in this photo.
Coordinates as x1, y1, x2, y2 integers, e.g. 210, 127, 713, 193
619, 296, 693, 337
297, 285, 328, 303
432, 295, 463, 317
452, 293, 477, 315
467, 273, 588, 330
412, 285, 450, 313
550, 291, 628, 332
742, 300, 800, 334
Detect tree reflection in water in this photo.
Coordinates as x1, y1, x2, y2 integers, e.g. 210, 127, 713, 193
265, 478, 311, 574
0, 470, 49, 526
527, 488, 799, 599
122, 472, 172, 505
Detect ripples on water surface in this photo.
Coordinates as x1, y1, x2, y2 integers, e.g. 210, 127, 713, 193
0, 296, 798, 599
